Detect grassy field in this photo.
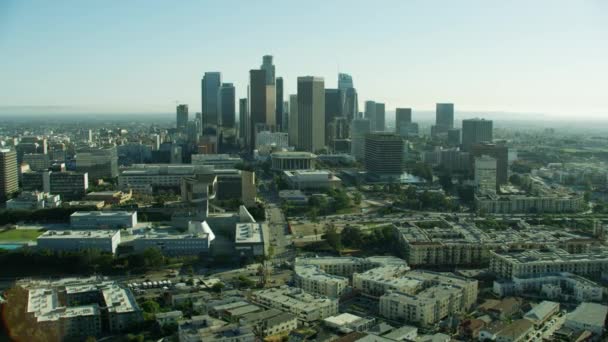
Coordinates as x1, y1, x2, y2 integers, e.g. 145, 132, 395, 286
0, 229, 44, 241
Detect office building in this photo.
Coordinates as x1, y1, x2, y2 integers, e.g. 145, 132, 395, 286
472, 143, 509, 185
374, 102, 385, 132
364, 133, 403, 177
297, 76, 325, 152
350, 119, 371, 161
276, 76, 284, 130
218, 83, 235, 128
251, 286, 339, 322
288, 94, 298, 147
50, 171, 89, 200
181, 173, 217, 219
475, 155, 497, 193
176, 104, 189, 130
339, 73, 358, 122
364, 101, 377, 131
0, 149, 18, 202
338, 73, 354, 90
238, 98, 248, 143
235, 222, 266, 258
130, 222, 215, 256
261, 55, 275, 85
435, 103, 454, 134
270, 151, 316, 171
23, 153, 50, 171
201, 72, 222, 131
85, 190, 132, 205
75, 146, 118, 180
118, 164, 214, 193
241, 170, 256, 207
248, 69, 275, 152
462, 118, 493, 152
191, 154, 242, 169
395, 108, 412, 136
71, 211, 138, 229
447, 128, 461, 146
6, 191, 61, 209
325, 89, 341, 141
37, 230, 122, 254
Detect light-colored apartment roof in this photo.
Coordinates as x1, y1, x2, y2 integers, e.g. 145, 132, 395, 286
567, 302, 608, 328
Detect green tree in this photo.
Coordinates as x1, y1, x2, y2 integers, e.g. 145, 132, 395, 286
142, 299, 161, 314
142, 247, 165, 269
324, 223, 342, 253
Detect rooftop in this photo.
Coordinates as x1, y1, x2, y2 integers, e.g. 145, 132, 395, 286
235, 222, 263, 244
38, 230, 120, 240
567, 302, 608, 328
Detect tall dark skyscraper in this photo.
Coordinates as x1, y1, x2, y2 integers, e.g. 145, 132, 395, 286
176, 104, 189, 130
395, 108, 412, 135
0, 149, 18, 203
462, 118, 493, 152
276, 77, 284, 130
435, 103, 454, 134
365, 101, 377, 131
248, 69, 273, 153
218, 83, 235, 128
238, 98, 248, 144
297, 76, 325, 152
325, 89, 341, 143
375, 102, 385, 132
261, 55, 276, 85
201, 72, 222, 132
338, 73, 354, 90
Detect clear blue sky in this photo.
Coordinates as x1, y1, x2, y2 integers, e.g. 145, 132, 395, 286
1, 0, 607, 117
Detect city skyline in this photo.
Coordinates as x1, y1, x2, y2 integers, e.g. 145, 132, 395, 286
1, 0, 607, 118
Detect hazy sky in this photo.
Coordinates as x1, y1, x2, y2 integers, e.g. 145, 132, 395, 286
1, 0, 607, 117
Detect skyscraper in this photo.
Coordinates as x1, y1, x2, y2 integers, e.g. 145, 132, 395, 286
338, 73, 358, 123
375, 102, 385, 132
325, 89, 341, 143
0, 149, 18, 202
297, 77, 325, 152
176, 104, 189, 130
218, 83, 235, 128
248, 69, 274, 153
238, 98, 248, 144
275, 77, 284, 130
364, 101, 377, 131
261, 55, 276, 85
435, 103, 455, 134
462, 118, 493, 152
288, 95, 298, 147
350, 119, 370, 161
395, 108, 412, 135
364, 133, 404, 177
201, 72, 222, 133
338, 73, 354, 90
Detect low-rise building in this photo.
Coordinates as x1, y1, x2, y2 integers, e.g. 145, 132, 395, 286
270, 151, 316, 171
130, 221, 215, 256
564, 302, 608, 337
191, 154, 242, 169
475, 192, 585, 214
294, 264, 350, 298
6, 191, 61, 209
70, 211, 138, 229
494, 319, 535, 342
84, 190, 132, 205
279, 190, 308, 205
240, 309, 298, 337
37, 230, 121, 254
250, 286, 338, 322
283, 170, 341, 191
235, 222, 266, 258
523, 301, 559, 326
156, 310, 183, 326
323, 313, 375, 333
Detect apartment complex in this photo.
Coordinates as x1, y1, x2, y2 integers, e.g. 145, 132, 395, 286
395, 219, 594, 267
250, 286, 338, 322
